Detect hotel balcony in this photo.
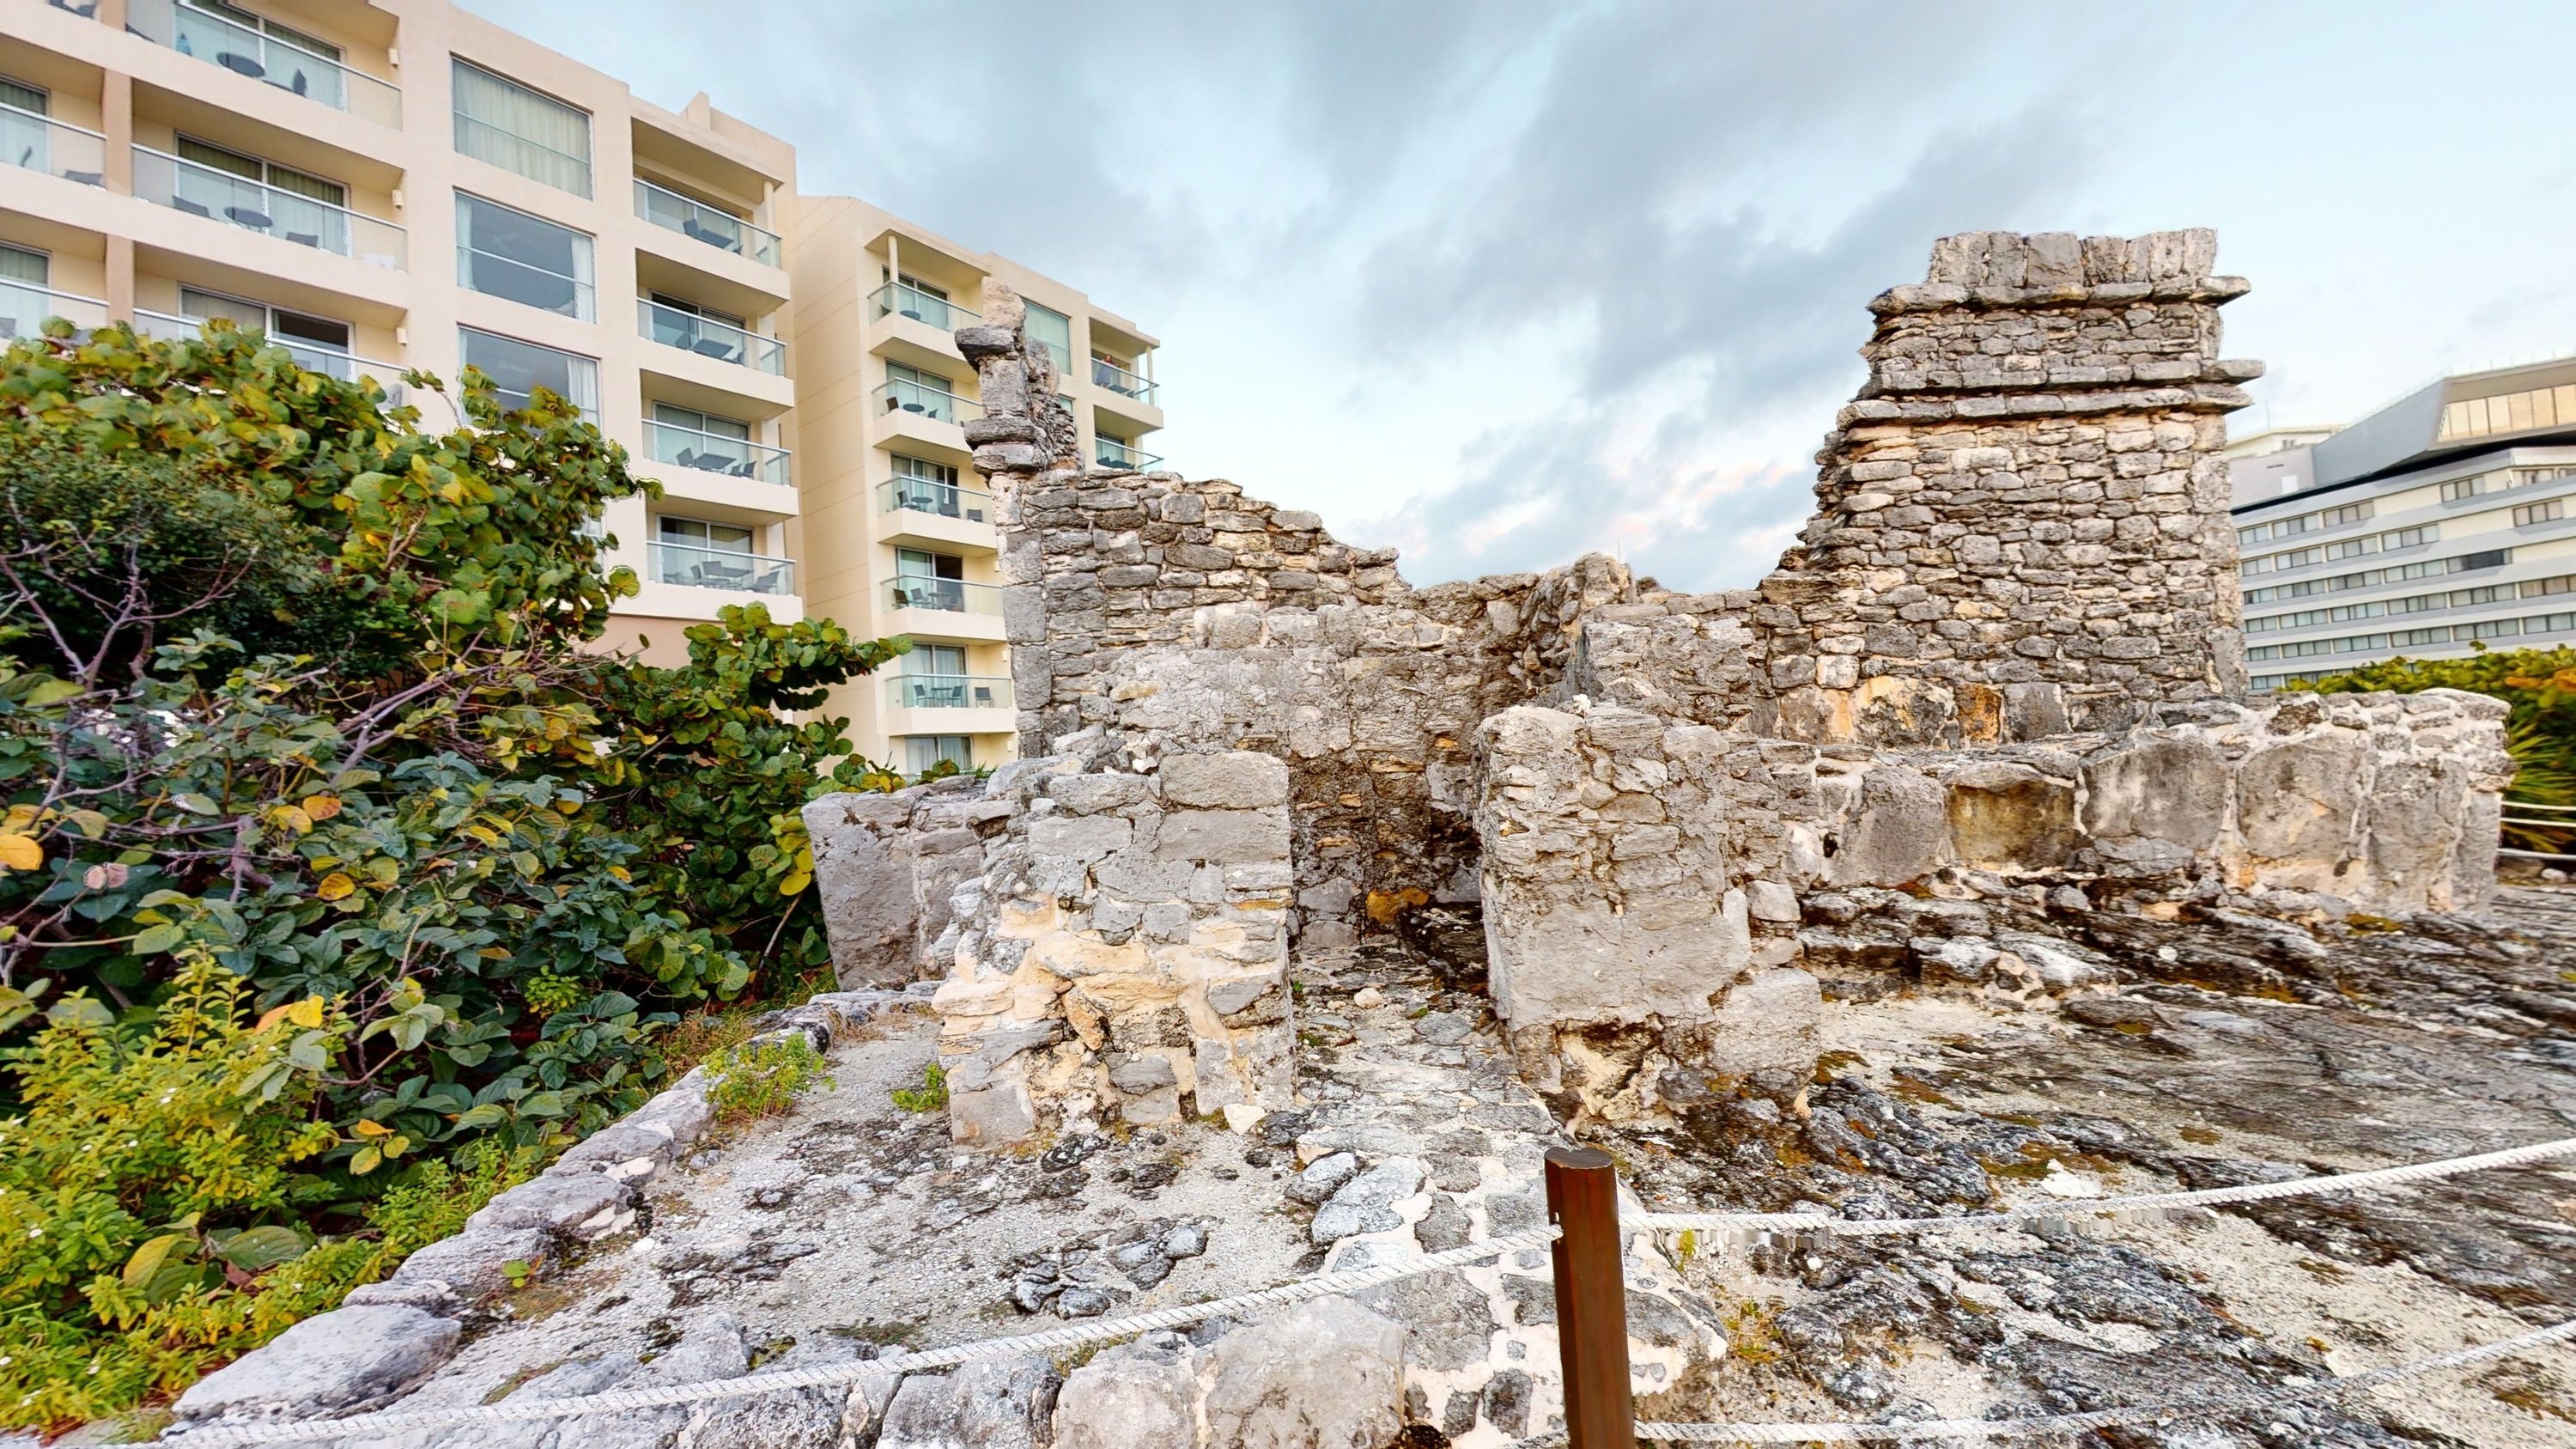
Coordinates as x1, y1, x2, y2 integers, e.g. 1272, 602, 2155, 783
638, 296, 784, 374
872, 374, 981, 460
131, 308, 404, 400
0, 279, 107, 338
122, 0, 403, 129
0, 102, 106, 187
865, 279, 977, 365
881, 673, 1015, 739
641, 418, 795, 518
882, 575, 1005, 642
131, 145, 407, 270
877, 476, 997, 552
649, 539, 794, 594
635, 179, 780, 269
1094, 435, 1163, 473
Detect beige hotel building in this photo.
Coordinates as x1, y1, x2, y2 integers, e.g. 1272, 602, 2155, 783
0, 0, 1163, 773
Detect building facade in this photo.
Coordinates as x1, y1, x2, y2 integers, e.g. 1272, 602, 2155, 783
786, 199, 1161, 774
0, 0, 1163, 769
2230, 356, 2576, 691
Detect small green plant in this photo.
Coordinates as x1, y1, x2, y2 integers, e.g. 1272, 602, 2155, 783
705, 1035, 834, 1125
890, 1062, 949, 1114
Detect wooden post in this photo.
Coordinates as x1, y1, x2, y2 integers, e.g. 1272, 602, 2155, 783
1546, 1144, 1636, 1449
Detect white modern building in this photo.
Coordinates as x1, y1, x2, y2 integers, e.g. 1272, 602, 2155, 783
2231, 356, 2576, 691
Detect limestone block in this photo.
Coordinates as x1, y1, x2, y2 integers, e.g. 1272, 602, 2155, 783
1028, 813, 1134, 861
1202, 1297, 1406, 1449
2080, 734, 2227, 855
1054, 1342, 1198, 1449
881, 1355, 1061, 1449
1485, 887, 1751, 1031
2234, 729, 2366, 866
172, 1305, 461, 1425
1825, 765, 1952, 886
1159, 750, 1291, 808
386, 1226, 549, 1302
1685, 968, 1822, 1078
1155, 807, 1291, 863
803, 794, 927, 989
1944, 763, 2081, 873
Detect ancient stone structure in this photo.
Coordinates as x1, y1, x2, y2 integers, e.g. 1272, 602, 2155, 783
933, 752, 1298, 1144
866, 230, 2513, 1144
803, 776, 1006, 988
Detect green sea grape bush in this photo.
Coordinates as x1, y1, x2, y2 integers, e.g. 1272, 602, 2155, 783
0, 318, 909, 1424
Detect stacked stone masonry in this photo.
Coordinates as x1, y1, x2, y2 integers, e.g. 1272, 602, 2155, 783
876, 228, 2513, 1144
933, 752, 1299, 1144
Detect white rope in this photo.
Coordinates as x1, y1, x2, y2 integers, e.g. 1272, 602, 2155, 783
1634, 1135, 2576, 1240
166, 1227, 1564, 1446
1635, 1313, 2576, 1441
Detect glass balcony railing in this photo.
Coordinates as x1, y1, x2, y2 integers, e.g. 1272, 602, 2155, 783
637, 298, 786, 375
868, 281, 980, 333
644, 420, 790, 486
886, 675, 1013, 711
131, 310, 407, 399
0, 103, 106, 187
634, 180, 780, 268
1093, 436, 1163, 472
131, 147, 408, 269
0, 281, 108, 339
125, 0, 402, 128
873, 377, 980, 427
1089, 357, 1158, 405
878, 477, 993, 524
884, 576, 1002, 615
650, 540, 793, 594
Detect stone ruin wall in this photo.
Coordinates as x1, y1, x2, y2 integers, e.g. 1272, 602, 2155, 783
824, 231, 2514, 1144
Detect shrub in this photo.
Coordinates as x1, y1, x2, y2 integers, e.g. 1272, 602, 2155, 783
703, 1035, 834, 1125
890, 1062, 949, 1114
0, 318, 911, 1420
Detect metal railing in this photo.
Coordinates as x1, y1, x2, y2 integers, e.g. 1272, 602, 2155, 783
868, 281, 980, 333
648, 540, 793, 594
131, 146, 408, 269
634, 180, 779, 268
884, 576, 1002, 615
0, 103, 106, 187
874, 376, 981, 426
1093, 436, 1163, 472
886, 675, 1014, 711
0, 281, 108, 338
878, 477, 993, 524
637, 298, 785, 375
125, 0, 402, 127
643, 421, 789, 486
1089, 356, 1157, 405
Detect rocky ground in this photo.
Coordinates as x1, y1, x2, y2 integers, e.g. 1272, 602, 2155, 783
225, 886, 2576, 1449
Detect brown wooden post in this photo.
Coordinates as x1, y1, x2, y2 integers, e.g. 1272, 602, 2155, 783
1546, 1144, 1636, 1449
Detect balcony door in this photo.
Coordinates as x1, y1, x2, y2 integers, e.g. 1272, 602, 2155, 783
0, 243, 46, 340
647, 292, 748, 363
658, 516, 757, 589
653, 403, 754, 477
891, 454, 962, 515
180, 285, 351, 374
895, 547, 964, 611
173, 136, 347, 250
1, 76, 50, 177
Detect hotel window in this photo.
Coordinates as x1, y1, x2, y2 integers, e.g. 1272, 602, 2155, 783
179, 285, 350, 368
2513, 499, 2565, 527
2439, 475, 2490, 502
458, 326, 598, 421
453, 59, 592, 198
1024, 301, 1072, 374
649, 402, 756, 475
455, 193, 593, 320
2319, 502, 2370, 527
900, 735, 973, 774
180, 1, 348, 107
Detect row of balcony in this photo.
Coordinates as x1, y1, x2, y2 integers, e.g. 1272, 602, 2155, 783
3, 110, 775, 272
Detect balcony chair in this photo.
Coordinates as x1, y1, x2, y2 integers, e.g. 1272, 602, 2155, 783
286, 232, 319, 247
174, 197, 213, 217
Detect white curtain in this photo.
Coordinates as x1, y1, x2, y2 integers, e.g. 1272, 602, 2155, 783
453, 59, 591, 198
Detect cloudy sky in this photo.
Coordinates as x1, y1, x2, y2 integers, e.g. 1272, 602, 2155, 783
470, 1, 2576, 592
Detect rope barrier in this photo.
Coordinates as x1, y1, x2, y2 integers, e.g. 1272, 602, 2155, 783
1632, 1135, 2576, 1243
1633, 1314, 2576, 1442
167, 1226, 1565, 1446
